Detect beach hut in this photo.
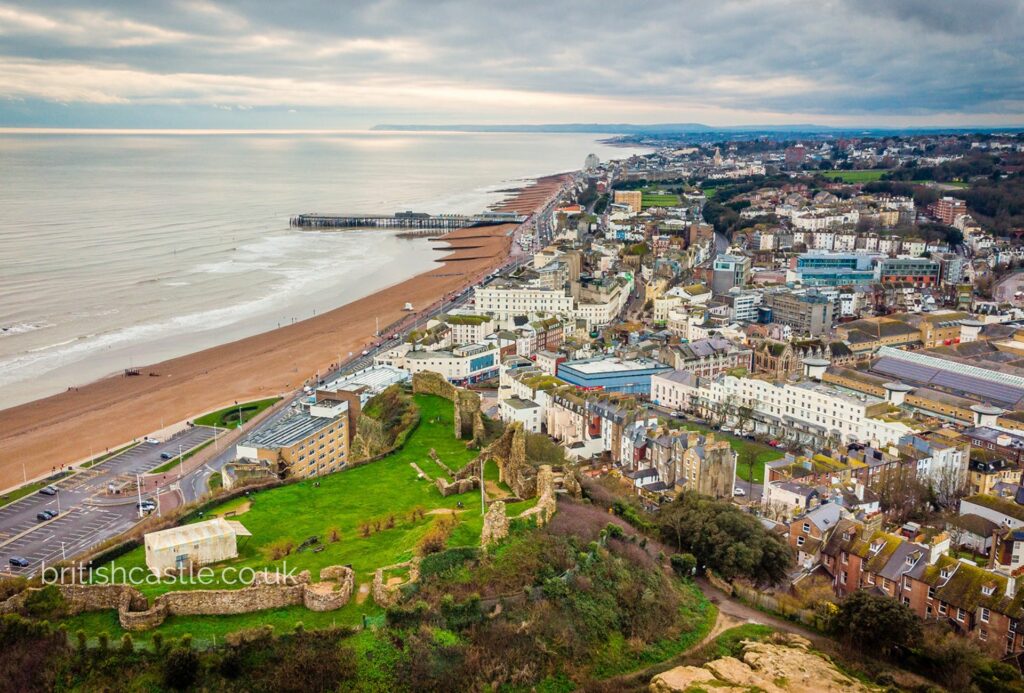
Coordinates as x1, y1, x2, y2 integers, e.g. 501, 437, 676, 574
144, 517, 250, 577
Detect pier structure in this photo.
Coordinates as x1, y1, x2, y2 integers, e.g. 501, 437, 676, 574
290, 211, 528, 230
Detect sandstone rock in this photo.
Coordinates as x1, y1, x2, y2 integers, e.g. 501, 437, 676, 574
650, 639, 876, 693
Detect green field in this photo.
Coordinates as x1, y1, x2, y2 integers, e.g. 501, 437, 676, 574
641, 192, 681, 208
193, 397, 281, 429
60, 394, 535, 644
820, 169, 887, 183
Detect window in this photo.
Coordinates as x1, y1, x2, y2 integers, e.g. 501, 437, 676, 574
840, 571, 847, 585
939, 603, 947, 615
841, 551, 848, 565
867, 573, 875, 585
928, 586, 936, 600
903, 577, 912, 591
982, 608, 991, 623
980, 628, 988, 642
797, 536, 805, 547
902, 596, 910, 606
802, 522, 810, 534
957, 608, 966, 622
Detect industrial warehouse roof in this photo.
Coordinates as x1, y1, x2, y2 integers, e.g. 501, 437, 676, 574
242, 409, 340, 449
870, 346, 1024, 408
145, 518, 249, 551
321, 365, 409, 397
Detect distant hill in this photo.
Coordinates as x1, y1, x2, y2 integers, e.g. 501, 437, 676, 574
371, 123, 1024, 136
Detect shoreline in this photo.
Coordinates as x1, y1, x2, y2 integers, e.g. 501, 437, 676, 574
0, 175, 567, 489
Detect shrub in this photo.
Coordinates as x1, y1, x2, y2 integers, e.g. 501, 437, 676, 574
162, 646, 199, 690
97, 632, 109, 651
419, 547, 479, 579
670, 553, 697, 577
263, 538, 295, 561
76, 629, 87, 652
151, 631, 164, 654
0, 576, 28, 602
327, 526, 341, 542
23, 585, 65, 618
120, 633, 134, 654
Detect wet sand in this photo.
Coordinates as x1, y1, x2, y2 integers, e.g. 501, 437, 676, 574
0, 175, 567, 490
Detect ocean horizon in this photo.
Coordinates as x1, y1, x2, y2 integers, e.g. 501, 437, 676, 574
0, 131, 645, 409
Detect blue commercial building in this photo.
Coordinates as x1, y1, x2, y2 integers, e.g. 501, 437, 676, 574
794, 252, 881, 287
557, 357, 672, 395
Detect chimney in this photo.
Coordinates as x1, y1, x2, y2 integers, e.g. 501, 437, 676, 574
854, 482, 865, 501
1008, 575, 1017, 599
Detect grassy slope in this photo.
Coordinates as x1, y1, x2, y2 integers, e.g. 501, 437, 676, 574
61, 394, 536, 644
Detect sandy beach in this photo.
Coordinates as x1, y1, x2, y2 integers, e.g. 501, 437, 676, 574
0, 175, 566, 489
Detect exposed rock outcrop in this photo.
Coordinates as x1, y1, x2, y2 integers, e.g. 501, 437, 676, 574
650, 634, 877, 693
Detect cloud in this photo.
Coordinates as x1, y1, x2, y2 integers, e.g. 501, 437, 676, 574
0, 0, 1021, 127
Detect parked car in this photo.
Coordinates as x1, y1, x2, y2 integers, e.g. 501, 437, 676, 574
8, 556, 29, 568
137, 500, 156, 512
38, 486, 58, 496
144, 437, 160, 444
768, 439, 781, 448
720, 426, 733, 433
160, 452, 174, 460
733, 487, 746, 497
36, 512, 50, 522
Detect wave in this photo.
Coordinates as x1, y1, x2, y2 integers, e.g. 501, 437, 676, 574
0, 321, 54, 337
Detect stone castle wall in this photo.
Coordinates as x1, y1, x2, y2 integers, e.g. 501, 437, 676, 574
435, 476, 478, 497
372, 559, 419, 608
412, 371, 483, 442
480, 501, 509, 547
0, 565, 355, 631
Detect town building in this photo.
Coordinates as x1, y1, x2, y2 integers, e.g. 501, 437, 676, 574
711, 254, 751, 296
762, 290, 834, 337
557, 356, 672, 395
236, 399, 352, 478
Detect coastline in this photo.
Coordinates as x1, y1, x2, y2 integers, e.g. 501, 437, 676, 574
0, 175, 567, 489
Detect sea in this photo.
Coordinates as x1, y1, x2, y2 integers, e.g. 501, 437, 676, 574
0, 130, 646, 409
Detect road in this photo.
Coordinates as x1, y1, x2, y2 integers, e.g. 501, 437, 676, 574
0, 176, 574, 578
0, 426, 215, 576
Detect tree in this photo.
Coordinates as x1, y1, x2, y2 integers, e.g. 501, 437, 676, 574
658, 492, 792, 584
831, 590, 922, 658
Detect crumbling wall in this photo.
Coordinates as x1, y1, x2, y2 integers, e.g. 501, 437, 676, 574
223, 461, 278, 491
481, 501, 509, 547
516, 465, 557, 527
435, 476, 478, 497
372, 559, 420, 607
1, 564, 358, 631
412, 371, 483, 442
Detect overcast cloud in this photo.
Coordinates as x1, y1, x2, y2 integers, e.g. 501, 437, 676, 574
0, 0, 1022, 128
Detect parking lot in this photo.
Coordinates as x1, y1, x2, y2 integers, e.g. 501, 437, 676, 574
3, 506, 137, 576
0, 426, 217, 576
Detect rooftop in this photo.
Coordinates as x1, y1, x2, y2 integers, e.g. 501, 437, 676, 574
242, 407, 344, 450
560, 356, 671, 376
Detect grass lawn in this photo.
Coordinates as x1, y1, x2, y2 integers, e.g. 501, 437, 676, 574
696, 623, 773, 662
63, 394, 535, 642
194, 397, 281, 429
820, 169, 890, 183
149, 438, 216, 474
642, 193, 681, 208
820, 169, 888, 183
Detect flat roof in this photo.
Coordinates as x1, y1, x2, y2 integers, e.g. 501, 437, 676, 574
561, 357, 671, 375
242, 409, 340, 449
322, 365, 409, 394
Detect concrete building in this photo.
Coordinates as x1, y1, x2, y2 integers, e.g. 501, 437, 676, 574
651, 370, 700, 412
144, 517, 250, 577
878, 257, 941, 287
442, 314, 497, 345
711, 254, 751, 296
318, 365, 409, 406
762, 290, 834, 337
932, 196, 968, 225
791, 252, 880, 287
236, 400, 351, 478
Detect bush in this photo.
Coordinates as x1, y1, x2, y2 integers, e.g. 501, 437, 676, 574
162, 646, 199, 690
22, 585, 65, 618
263, 538, 295, 561
670, 553, 697, 577
419, 547, 479, 579
831, 590, 921, 658
119, 633, 134, 654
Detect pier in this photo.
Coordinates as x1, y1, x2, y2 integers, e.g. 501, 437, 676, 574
290, 211, 528, 229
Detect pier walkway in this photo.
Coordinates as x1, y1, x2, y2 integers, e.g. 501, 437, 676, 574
290, 211, 528, 229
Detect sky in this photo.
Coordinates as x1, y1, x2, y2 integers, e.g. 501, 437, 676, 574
0, 0, 1022, 130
